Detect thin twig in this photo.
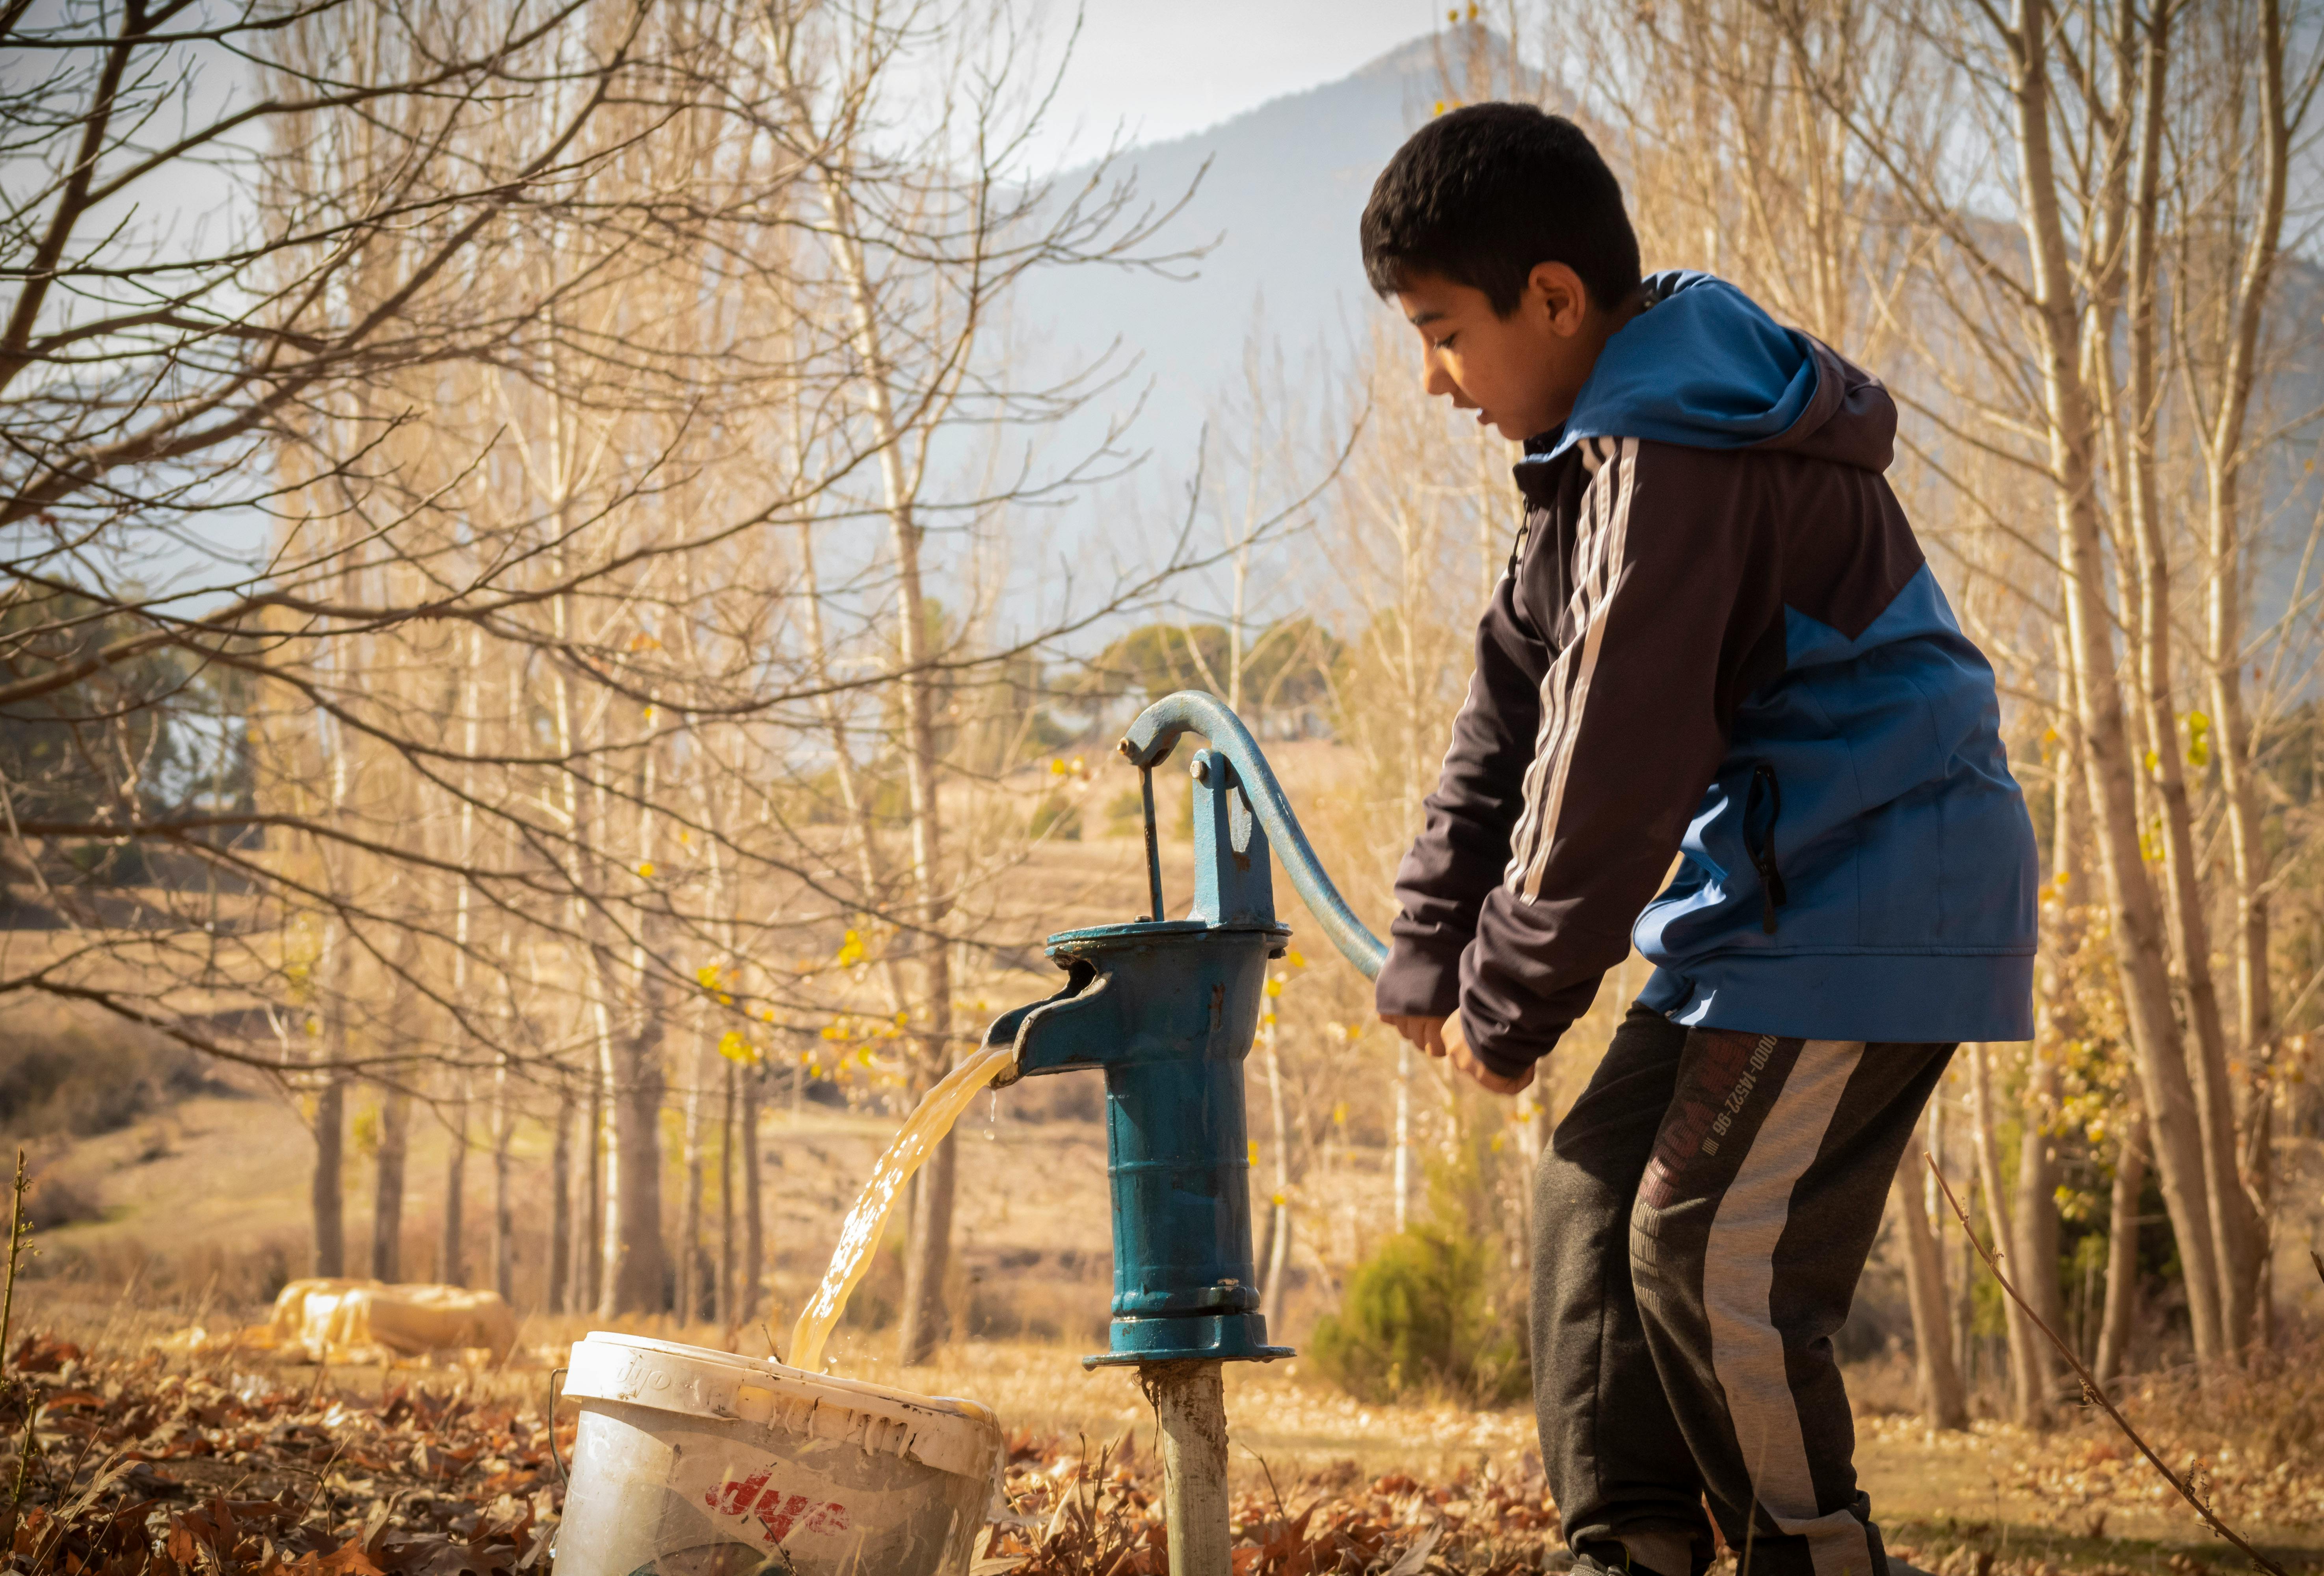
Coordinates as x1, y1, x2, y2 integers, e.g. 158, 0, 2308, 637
2, 1155, 35, 1531
1928, 1157, 2287, 1576
0, 1149, 28, 1380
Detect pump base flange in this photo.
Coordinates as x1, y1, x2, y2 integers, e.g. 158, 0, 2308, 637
1082, 1312, 1294, 1369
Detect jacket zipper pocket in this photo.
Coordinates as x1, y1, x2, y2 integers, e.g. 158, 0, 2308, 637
1743, 763, 1788, 935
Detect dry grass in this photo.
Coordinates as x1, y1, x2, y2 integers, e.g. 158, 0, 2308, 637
0, 1285, 2308, 1576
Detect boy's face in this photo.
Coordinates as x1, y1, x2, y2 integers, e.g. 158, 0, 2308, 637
1395, 262, 1616, 443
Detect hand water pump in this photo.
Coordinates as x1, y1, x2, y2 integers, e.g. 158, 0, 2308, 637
986, 691, 1386, 1576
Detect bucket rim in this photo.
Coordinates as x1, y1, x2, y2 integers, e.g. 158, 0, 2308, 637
562, 1331, 1002, 1480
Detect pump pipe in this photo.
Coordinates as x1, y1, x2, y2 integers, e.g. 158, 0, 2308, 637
994, 693, 1388, 1576
1119, 690, 1387, 981
1115, 692, 1390, 1575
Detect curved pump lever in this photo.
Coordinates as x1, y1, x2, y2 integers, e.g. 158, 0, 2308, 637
1120, 690, 1387, 981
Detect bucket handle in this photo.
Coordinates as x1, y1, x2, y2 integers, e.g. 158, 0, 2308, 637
546, 1366, 567, 1485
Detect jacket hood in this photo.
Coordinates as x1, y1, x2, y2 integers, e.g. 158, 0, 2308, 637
1524, 271, 1897, 472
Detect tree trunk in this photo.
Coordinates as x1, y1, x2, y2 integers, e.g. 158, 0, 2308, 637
1892, 1128, 1967, 1429
2095, 1113, 2148, 1386
2012, 1047, 2066, 1364
440, 1073, 469, 1286
310, 914, 348, 1279
2007, 0, 2224, 1362
741, 1068, 764, 1325
313, 1071, 346, 1279
2021, 656, 2079, 1368
717, 1059, 737, 1329
1954, 1167, 1979, 1397
820, 182, 956, 1367
491, 1057, 515, 1302
576, 1071, 604, 1314
603, 998, 668, 1316
1262, 1013, 1293, 1333
2203, 0, 2292, 1362
1969, 1044, 2049, 1426
681, 1024, 709, 1324
602, 726, 670, 1318
898, 1134, 958, 1365
2105, 0, 2259, 1360
1393, 1041, 1411, 1233
547, 1084, 573, 1315
372, 1085, 410, 1282
1264, 1210, 1293, 1336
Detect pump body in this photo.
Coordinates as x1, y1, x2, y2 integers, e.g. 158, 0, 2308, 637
987, 693, 1388, 1370
990, 743, 1291, 1366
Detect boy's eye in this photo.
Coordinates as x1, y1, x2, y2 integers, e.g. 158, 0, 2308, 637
1433, 333, 1457, 351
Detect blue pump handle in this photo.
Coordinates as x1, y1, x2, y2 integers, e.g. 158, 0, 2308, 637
1119, 691, 1387, 981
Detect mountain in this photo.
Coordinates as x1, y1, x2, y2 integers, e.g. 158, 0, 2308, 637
1020, 32, 2324, 647
1024, 34, 1464, 474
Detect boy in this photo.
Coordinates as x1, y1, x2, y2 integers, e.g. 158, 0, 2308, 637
1361, 104, 2037, 1576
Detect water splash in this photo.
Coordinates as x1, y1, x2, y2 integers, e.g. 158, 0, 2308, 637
788, 1041, 1015, 1372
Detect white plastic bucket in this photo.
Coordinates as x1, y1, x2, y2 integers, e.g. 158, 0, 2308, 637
555, 1332, 1005, 1576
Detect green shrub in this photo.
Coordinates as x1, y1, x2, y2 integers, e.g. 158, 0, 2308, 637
1308, 1133, 1531, 1405
1308, 1223, 1528, 1404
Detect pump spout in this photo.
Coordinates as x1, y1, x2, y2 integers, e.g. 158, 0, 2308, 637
983, 958, 1113, 1089
1120, 691, 1387, 981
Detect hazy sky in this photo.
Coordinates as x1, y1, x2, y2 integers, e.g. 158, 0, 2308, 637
1025, 1, 1446, 167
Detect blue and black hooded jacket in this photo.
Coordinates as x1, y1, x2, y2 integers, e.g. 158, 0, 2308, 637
1375, 271, 2039, 1078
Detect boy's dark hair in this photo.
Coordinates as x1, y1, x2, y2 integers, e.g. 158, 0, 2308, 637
1361, 104, 1640, 316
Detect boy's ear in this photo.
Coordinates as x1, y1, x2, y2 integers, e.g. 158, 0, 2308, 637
1524, 261, 1593, 336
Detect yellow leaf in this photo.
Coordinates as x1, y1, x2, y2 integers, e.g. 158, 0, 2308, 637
1286, 949, 1306, 968
643, 705, 656, 724
1332, 1102, 1348, 1126
717, 993, 733, 1006
1265, 978, 1283, 997
636, 861, 655, 878
718, 1030, 752, 1063
697, 963, 721, 989
1049, 757, 1068, 775
1247, 1141, 1259, 1166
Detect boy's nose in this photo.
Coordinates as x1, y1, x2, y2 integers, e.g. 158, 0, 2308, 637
1422, 353, 1457, 400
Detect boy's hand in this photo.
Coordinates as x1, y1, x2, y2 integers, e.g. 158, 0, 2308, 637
1381, 1013, 1447, 1057
1380, 1010, 1534, 1096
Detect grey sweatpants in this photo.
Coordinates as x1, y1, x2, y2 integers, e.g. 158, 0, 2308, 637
1533, 1004, 1952, 1576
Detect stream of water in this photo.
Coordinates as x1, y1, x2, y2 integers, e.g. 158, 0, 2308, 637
787, 1040, 1017, 1372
